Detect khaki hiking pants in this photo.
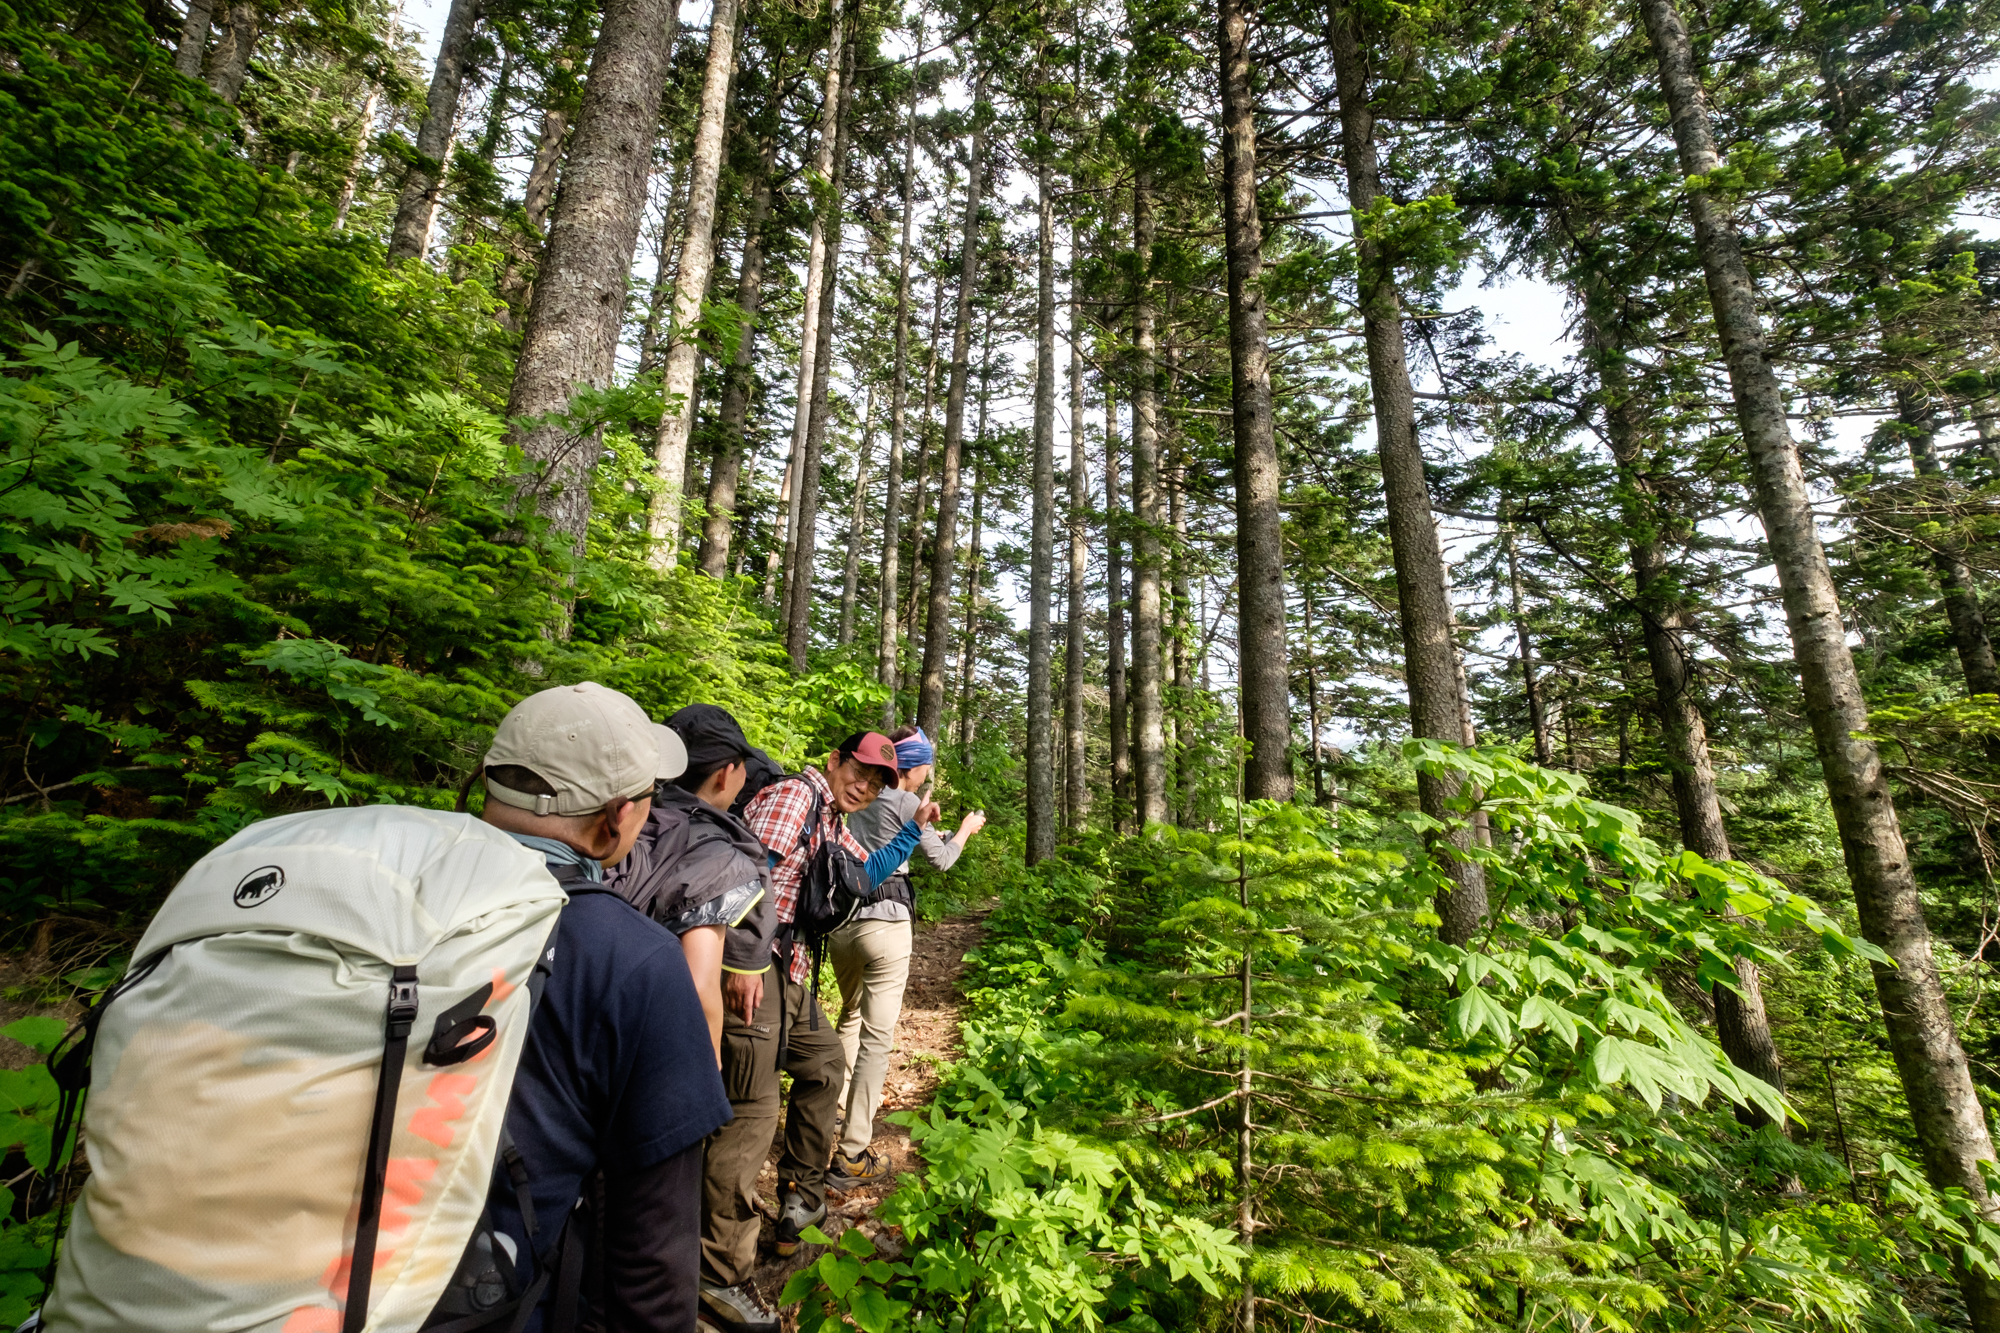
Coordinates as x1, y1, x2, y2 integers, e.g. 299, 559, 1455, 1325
700, 961, 845, 1289
831, 917, 914, 1161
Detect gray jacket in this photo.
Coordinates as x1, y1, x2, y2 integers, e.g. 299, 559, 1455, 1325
607, 784, 774, 975
845, 787, 961, 923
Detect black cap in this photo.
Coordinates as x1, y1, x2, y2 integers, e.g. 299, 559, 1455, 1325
667, 704, 752, 779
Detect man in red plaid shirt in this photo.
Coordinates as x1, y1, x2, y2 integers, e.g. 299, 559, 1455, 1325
697, 732, 935, 1333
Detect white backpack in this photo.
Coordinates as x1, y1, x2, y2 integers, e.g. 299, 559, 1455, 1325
40, 806, 567, 1333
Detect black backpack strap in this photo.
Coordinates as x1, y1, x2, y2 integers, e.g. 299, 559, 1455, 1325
347, 963, 421, 1333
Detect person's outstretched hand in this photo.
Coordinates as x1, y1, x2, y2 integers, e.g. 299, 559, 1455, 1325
915, 799, 943, 827
959, 810, 988, 841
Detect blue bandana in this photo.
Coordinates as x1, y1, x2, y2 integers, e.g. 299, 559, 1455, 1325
894, 728, 935, 772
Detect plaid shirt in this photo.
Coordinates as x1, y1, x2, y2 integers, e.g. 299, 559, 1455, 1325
745, 768, 869, 984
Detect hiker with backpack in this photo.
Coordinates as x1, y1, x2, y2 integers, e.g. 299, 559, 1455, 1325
40, 681, 732, 1333
605, 703, 775, 1064
697, 732, 936, 1333
825, 725, 986, 1193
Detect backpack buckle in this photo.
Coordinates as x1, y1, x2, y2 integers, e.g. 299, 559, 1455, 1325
387, 966, 420, 1038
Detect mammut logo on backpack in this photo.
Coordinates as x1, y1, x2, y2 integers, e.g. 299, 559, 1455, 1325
232, 866, 284, 908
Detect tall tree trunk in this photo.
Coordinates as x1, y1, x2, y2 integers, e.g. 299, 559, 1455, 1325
1304, 580, 1326, 805
521, 105, 567, 236
700, 131, 777, 577
1170, 444, 1196, 823
634, 160, 687, 375
204, 1, 260, 104
1573, 185, 1788, 1139
1902, 387, 2000, 699
331, 82, 381, 230
917, 71, 985, 739
958, 441, 987, 763
958, 335, 993, 765
839, 384, 877, 646
778, 2, 850, 639
496, 98, 570, 324
1328, 2, 1487, 943
1641, 2, 2000, 1307
1501, 514, 1553, 767
879, 74, 920, 722
784, 37, 857, 669
505, 0, 679, 552
1218, 0, 1293, 802
1130, 172, 1168, 827
176, 0, 213, 79
767, 439, 795, 605
649, 0, 745, 559
1106, 384, 1129, 831
1066, 216, 1091, 828
902, 281, 945, 672
387, 0, 485, 263
1027, 87, 1058, 864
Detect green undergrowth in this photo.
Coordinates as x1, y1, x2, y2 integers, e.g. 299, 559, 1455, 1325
788, 744, 1998, 1332
0, 214, 891, 953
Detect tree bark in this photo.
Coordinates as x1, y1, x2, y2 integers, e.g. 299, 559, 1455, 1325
1500, 514, 1553, 768
902, 284, 946, 660
1027, 88, 1058, 864
522, 104, 568, 236
204, 0, 260, 104
958, 440, 988, 762
1902, 388, 2000, 699
839, 384, 877, 646
879, 75, 920, 723
1642, 0, 2000, 1300
1304, 580, 1326, 804
176, 0, 213, 79
1218, 0, 1293, 802
496, 98, 570, 325
1572, 117, 1789, 1144
1170, 443, 1196, 823
784, 38, 857, 670
1327, 2, 1486, 943
700, 131, 777, 578
917, 72, 985, 739
778, 2, 849, 642
1130, 172, 1167, 827
634, 159, 687, 377
1066, 214, 1091, 828
331, 81, 381, 230
764, 444, 792, 604
1106, 383, 1129, 831
505, 0, 679, 552
649, 0, 744, 560
387, 0, 485, 263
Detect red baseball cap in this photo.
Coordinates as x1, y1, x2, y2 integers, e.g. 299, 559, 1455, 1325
838, 731, 902, 780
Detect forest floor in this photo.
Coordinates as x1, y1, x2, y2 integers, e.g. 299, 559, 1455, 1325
744, 910, 986, 1327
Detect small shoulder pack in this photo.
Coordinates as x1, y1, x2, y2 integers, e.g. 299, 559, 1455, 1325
790, 783, 866, 946
41, 806, 566, 1333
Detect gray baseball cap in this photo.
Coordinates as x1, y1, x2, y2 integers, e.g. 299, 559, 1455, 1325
481, 682, 687, 816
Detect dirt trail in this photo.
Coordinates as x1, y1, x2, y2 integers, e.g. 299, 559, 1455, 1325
747, 912, 985, 1313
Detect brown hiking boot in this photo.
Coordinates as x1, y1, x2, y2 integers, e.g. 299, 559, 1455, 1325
826, 1149, 893, 1194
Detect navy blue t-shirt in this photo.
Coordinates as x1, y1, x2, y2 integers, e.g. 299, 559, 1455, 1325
493, 886, 731, 1295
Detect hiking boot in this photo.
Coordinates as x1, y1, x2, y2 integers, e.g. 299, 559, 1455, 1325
773, 1183, 826, 1257
698, 1281, 779, 1333
826, 1149, 892, 1193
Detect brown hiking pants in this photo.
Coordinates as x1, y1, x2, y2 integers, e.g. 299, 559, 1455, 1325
700, 962, 845, 1288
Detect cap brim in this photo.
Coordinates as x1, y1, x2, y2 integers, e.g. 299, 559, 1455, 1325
653, 724, 688, 781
